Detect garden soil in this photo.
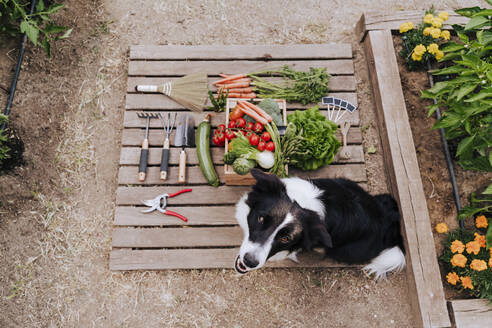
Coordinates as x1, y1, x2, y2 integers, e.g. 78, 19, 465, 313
0, 0, 481, 327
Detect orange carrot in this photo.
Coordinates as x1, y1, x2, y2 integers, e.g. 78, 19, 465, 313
213, 74, 247, 85
222, 82, 251, 89
215, 78, 252, 85
226, 93, 256, 98
241, 101, 273, 122
237, 102, 268, 125
226, 87, 253, 93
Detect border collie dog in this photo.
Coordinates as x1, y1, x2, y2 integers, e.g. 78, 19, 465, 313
234, 169, 406, 280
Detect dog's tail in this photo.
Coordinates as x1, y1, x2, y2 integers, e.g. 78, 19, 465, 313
363, 194, 406, 280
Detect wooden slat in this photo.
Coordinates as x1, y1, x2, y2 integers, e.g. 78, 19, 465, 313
116, 186, 250, 205
112, 227, 242, 248
449, 299, 492, 328
122, 108, 360, 128
127, 76, 356, 93
356, 10, 469, 41
118, 165, 225, 185
109, 248, 357, 270
121, 127, 362, 147
119, 145, 364, 166
118, 163, 367, 185
130, 44, 352, 60
114, 206, 236, 226
128, 60, 354, 76
125, 92, 358, 110
364, 29, 450, 328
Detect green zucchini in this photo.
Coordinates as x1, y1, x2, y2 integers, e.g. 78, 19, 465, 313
196, 114, 220, 187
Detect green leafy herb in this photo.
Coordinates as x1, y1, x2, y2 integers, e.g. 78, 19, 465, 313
286, 106, 340, 171
207, 88, 228, 112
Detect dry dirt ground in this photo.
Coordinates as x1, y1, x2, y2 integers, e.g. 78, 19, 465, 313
0, 0, 482, 327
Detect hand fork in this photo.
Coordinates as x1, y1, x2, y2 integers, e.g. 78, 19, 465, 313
137, 112, 159, 181
159, 112, 177, 180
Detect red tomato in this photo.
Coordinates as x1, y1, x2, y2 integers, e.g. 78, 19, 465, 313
249, 134, 259, 146
253, 122, 264, 133
261, 131, 271, 142
236, 117, 246, 128
225, 129, 236, 141
266, 141, 275, 152
257, 139, 266, 151
213, 133, 225, 146
241, 130, 248, 136
217, 124, 226, 133
228, 120, 236, 129
245, 122, 254, 130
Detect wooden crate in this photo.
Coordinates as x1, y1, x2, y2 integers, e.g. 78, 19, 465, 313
113, 44, 367, 271
224, 98, 287, 185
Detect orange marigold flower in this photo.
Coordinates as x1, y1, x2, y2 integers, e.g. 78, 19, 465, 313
450, 240, 465, 254
466, 241, 480, 255
489, 257, 492, 268
451, 254, 467, 268
470, 259, 487, 271
435, 223, 448, 233
460, 276, 474, 290
446, 272, 459, 285
474, 233, 486, 248
476, 215, 488, 228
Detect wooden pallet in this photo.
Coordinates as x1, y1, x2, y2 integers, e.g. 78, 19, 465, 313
111, 44, 367, 271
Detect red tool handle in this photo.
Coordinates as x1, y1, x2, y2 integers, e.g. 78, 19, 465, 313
164, 210, 188, 222
168, 188, 192, 198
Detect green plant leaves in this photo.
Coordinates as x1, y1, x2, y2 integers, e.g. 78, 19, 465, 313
465, 16, 489, 31
441, 42, 465, 53
455, 83, 478, 101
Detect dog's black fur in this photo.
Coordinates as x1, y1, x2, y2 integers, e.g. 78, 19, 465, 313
239, 169, 404, 268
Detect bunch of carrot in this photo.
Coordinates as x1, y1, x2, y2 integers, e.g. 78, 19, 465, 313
213, 74, 255, 99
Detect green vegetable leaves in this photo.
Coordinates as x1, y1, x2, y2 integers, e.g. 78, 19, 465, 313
286, 106, 340, 171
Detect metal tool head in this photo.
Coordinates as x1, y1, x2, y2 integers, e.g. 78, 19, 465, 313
137, 112, 160, 119
174, 114, 195, 147
140, 194, 168, 213
159, 112, 177, 136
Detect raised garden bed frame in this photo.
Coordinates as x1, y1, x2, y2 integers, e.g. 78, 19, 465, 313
356, 10, 491, 328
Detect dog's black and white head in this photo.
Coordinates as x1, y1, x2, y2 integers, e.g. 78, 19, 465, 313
234, 169, 332, 274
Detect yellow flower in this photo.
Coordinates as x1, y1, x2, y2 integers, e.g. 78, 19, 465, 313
414, 44, 426, 56
451, 254, 467, 268
446, 272, 459, 285
476, 215, 488, 228
423, 27, 432, 36
430, 28, 442, 39
474, 233, 486, 248
441, 30, 450, 40
460, 276, 474, 290
451, 240, 465, 254
431, 17, 443, 28
435, 50, 444, 60
435, 222, 448, 233
470, 259, 487, 271
438, 11, 449, 21
411, 52, 422, 61
466, 241, 481, 255
427, 43, 439, 55
399, 22, 414, 33
424, 14, 434, 24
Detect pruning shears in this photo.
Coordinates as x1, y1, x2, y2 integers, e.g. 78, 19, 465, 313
141, 188, 192, 222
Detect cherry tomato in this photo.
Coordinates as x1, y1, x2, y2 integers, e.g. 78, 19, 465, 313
249, 134, 259, 146
245, 122, 254, 130
236, 117, 246, 128
228, 120, 236, 129
245, 131, 254, 138
253, 122, 264, 133
217, 124, 226, 133
257, 139, 266, 152
213, 132, 225, 146
266, 141, 275, 152
261, 131, 271, 142
225, 129, 236, 141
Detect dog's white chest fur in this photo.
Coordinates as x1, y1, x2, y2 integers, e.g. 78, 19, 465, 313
282, 177, 325, 220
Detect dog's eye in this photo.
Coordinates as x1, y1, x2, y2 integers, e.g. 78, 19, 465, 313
279, 236, 290, 244
258, 216, 264, 224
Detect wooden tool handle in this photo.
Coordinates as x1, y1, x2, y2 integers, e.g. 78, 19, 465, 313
138, 139, 149, 182
178, 149, 187, 184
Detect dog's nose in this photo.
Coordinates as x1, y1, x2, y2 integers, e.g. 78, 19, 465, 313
243, 253, 259, 268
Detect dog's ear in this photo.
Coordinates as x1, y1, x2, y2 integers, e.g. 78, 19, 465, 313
296, 204, 333, 250
250, 169, 286, 195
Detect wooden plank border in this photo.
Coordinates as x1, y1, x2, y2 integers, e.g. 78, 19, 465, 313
362, 28, 450, 328
448, 299, 492, 328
